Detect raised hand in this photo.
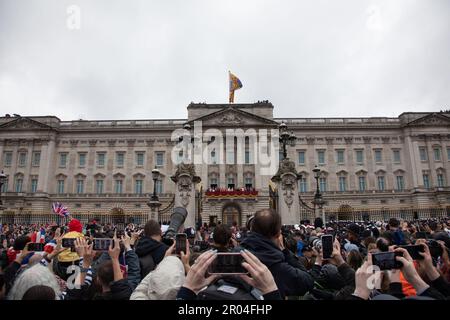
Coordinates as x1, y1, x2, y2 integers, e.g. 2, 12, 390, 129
239, 249, 278, 295
108, 237, 121, 261
183, 250, 218, 294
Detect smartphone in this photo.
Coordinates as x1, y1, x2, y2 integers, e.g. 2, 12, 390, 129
401, 245, 425, 260
92, 238, 113, 251
208, 252, 248, 275
175, 233, 188, 255
321, 234, 333, 259
28, 243, 45, 252
372, 251, 403, 270
62, 238, 77, 248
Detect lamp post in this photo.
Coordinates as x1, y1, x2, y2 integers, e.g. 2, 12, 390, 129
0, 170, 6, 210
279, 122, 297, 160
147, 168, 161, 221
312, 165, 325, 222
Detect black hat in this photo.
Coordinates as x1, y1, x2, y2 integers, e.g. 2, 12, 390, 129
345, 223, 361, 236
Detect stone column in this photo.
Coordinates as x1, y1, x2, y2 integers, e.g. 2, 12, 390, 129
37, 137, 56, 193
171, 163, 201, 228
271, 158, 301, 225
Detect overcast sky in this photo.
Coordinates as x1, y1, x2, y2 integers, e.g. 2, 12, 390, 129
0, 0, 449, 121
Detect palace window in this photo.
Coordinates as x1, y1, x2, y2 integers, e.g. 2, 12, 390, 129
115, 180, 123, 194
377, 176, 385, 191
434, 148, 441, 161
419, 147, 427, 161
298, 151, 305, 165
358, 176, 366, 192
317, 150, 325, 165
32, 152, 41, 167
76, 179, 84, 194
336, 150, 345, 164
135, 179, 143, 194
57, 180, 65, 194
396, 176, 405, 191
437, 174, 445, 187
338, 176, 347, 192
3, 152, 12, 166
96, 179, 104, 194
30, 178, 38, 193
156, 152, 164, 166
355, 150, 364, 164
116, 152, 125, 167
18, 152, 27, 167
423, 174, 430, 189
319, 177, 327, 192
97, 152, 106, 167
78, 153, 86, 167
374, 149, 382, 163
299, 177, 308, 193
59, 153, 67, 168
136, 152, 145, 166
393, 149, 401, 164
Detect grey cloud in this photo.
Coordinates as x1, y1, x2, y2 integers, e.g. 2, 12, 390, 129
0, 0, 449, 120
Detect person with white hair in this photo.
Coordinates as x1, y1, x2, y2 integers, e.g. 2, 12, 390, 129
7, 264, 61, 300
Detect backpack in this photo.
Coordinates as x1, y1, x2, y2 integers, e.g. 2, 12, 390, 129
197, 276, 262, 300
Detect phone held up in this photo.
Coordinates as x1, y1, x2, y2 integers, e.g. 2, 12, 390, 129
207, 252, 248, 275
372, 251, 403, 270
175, 233, 187, 255
321, 234, 334, 259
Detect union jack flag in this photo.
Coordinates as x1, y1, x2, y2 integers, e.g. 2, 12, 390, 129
52, 202, 70, 217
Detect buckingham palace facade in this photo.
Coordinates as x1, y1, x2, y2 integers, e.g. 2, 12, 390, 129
0, 101, 449, 225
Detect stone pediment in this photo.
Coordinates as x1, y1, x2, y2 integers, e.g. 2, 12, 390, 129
187, 107, 279, 127
404, 113, 450, 127
0, 117, 55, 131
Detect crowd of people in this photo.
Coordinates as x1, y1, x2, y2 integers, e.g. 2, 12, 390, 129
0, 209, 449, 300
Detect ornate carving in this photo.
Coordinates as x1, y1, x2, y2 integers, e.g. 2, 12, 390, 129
306, 136, 315, 145
70, 140, 79, 147
177, 175, 192, 207
171, 163, 201, 208
271, 159, 301, 182
89, 139, 97, 146
221, 112, 243, 124
127, 139, 136, 146
381, 136, 390, 144
108, 139, 116, 147
408, 114, 450, 126
362, 136, 371, 144
145, 139, 155, 147
0, 117, 53, 130
171, 163, 201, 183
281, 175, 297, 210
344, 137, 353, 144
325, 137, 334, 145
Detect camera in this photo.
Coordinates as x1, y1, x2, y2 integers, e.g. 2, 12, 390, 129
310, 236, 322, 251
162, 207, 188, 246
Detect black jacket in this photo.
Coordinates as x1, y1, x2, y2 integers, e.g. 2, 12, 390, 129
134, 237, 168, 267
238, 232, 314, 298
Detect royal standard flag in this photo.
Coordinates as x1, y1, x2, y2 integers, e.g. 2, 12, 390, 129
229, 71, 243, 103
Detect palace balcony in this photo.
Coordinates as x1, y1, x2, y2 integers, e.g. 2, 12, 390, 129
204, 187, 258, 199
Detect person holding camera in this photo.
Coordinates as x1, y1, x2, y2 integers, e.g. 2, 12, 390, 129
176, 249, 281, 300
134, 220, 169, 277
235, 208, 313, 298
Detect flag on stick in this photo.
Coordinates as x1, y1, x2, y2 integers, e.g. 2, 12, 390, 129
52, 202, 70, 217
229, 71, 242, 103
